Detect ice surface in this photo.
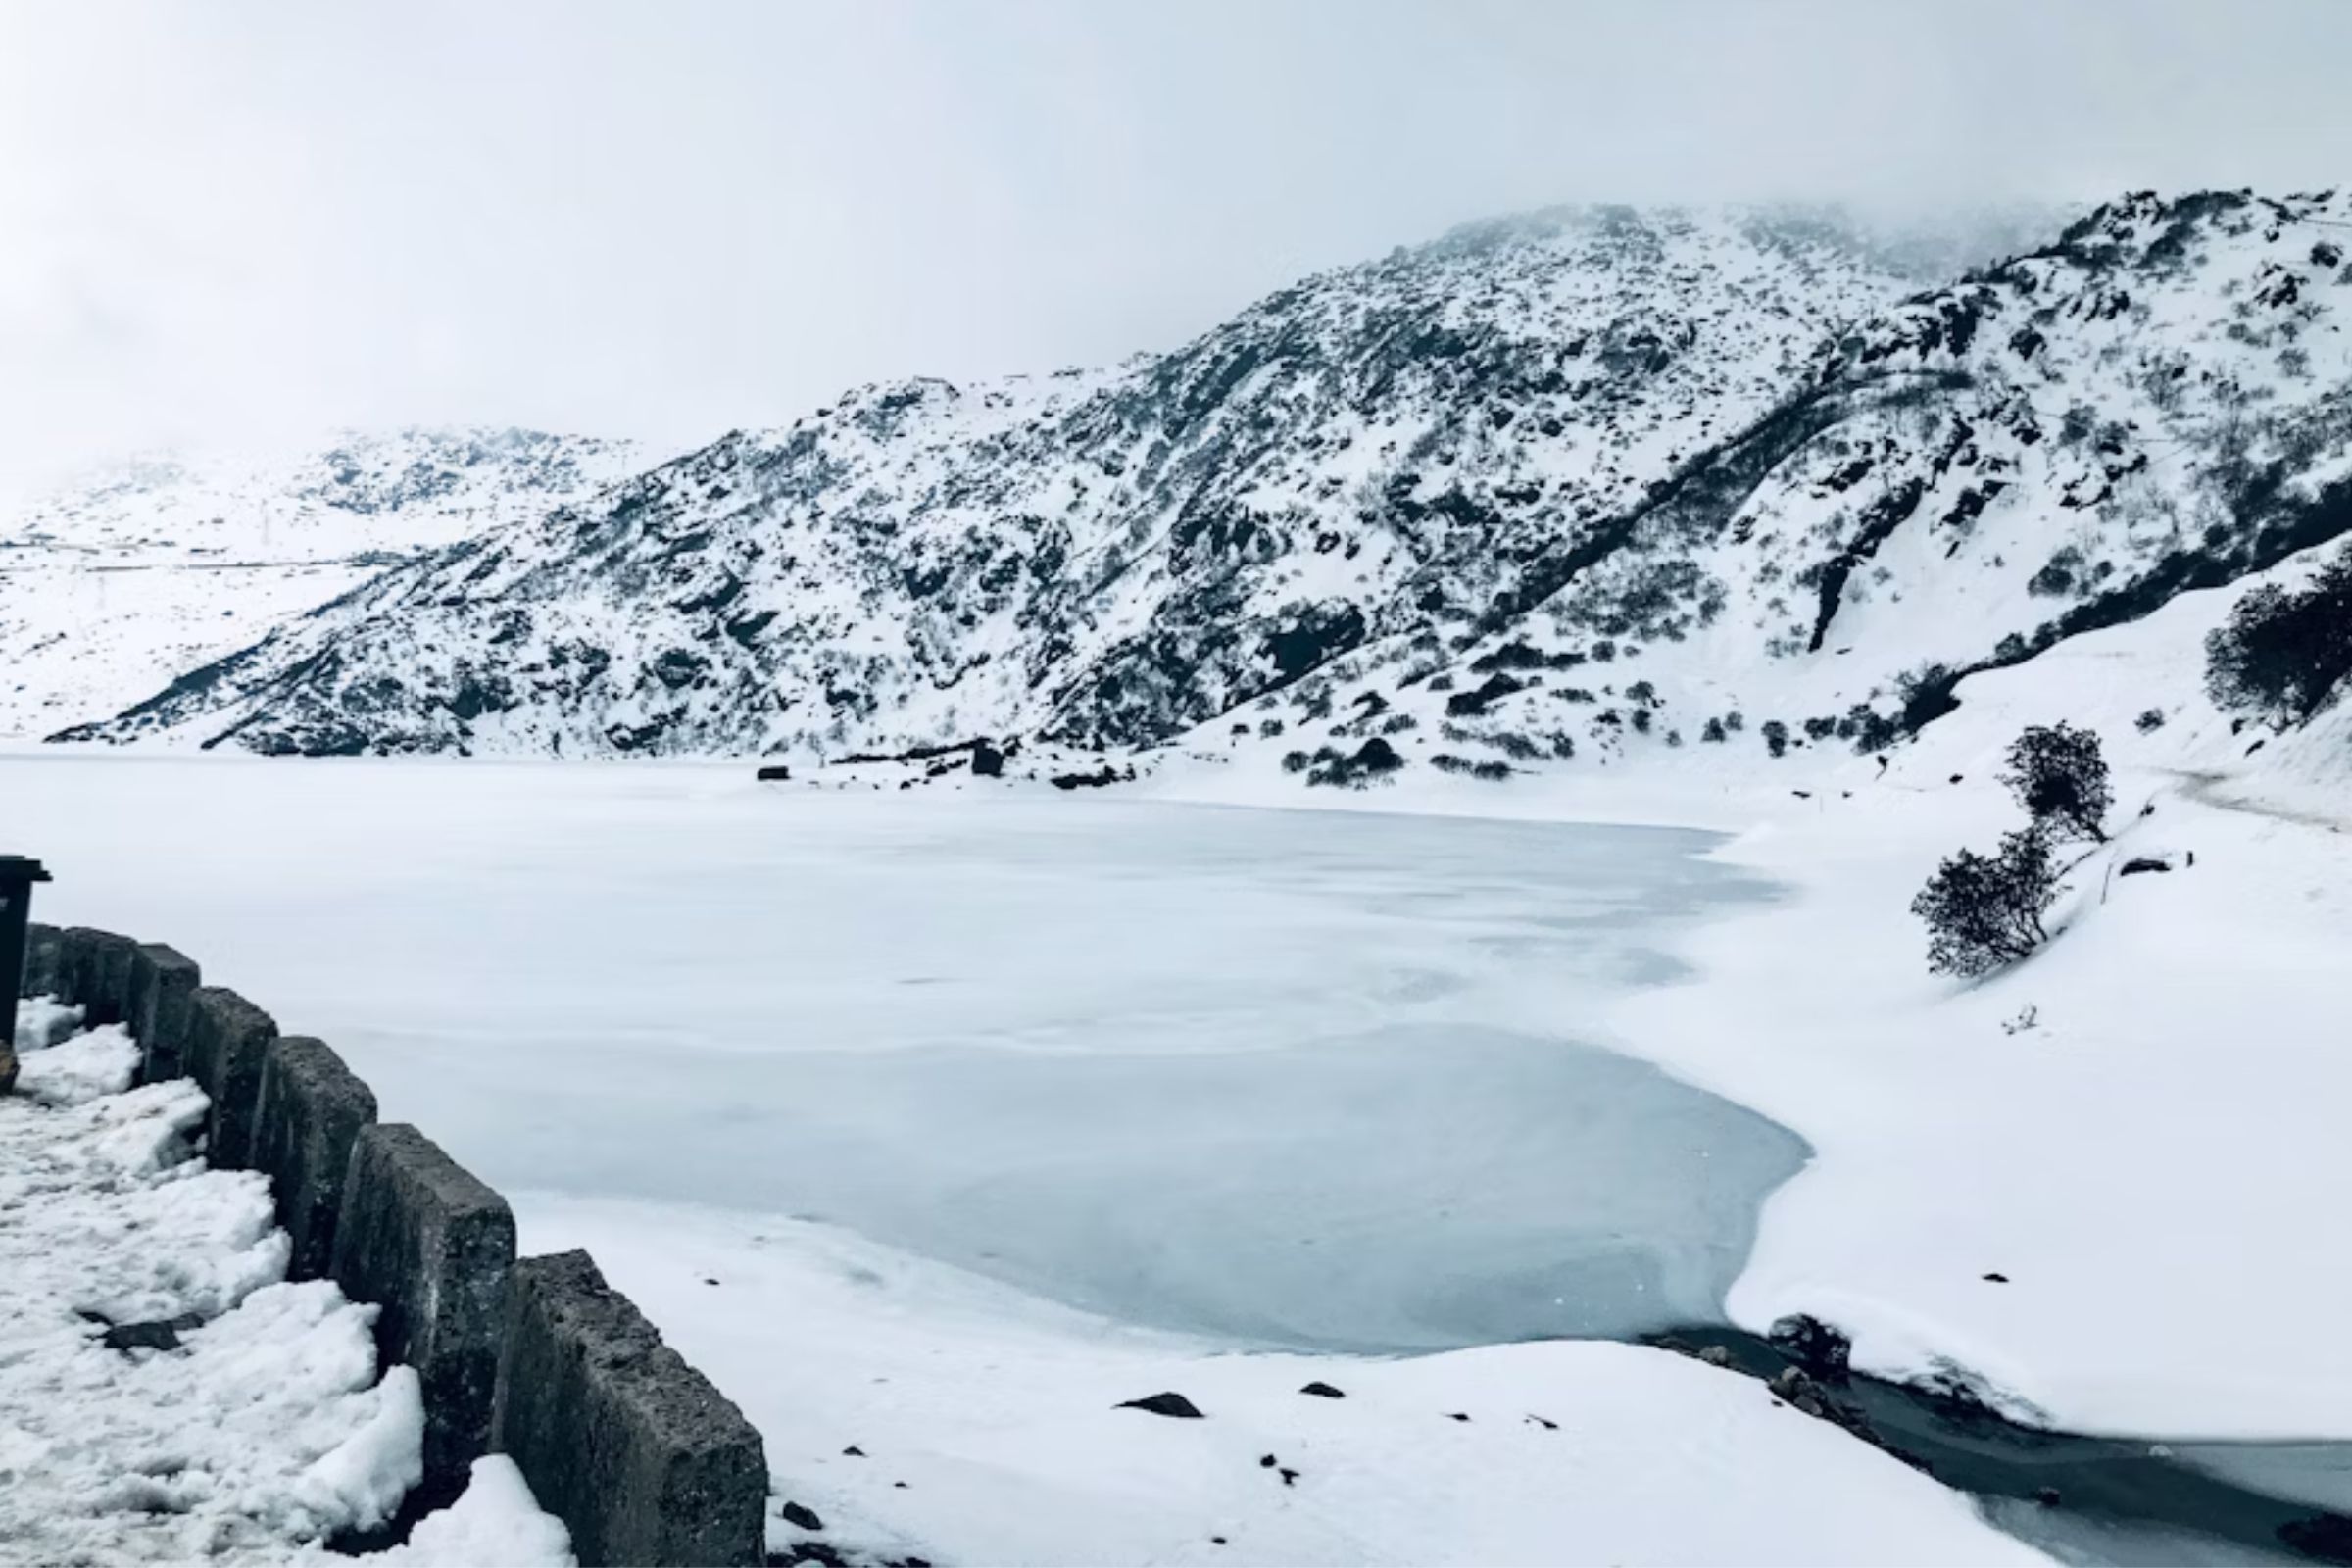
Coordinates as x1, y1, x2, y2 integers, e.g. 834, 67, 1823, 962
5, 754, 1795, 1350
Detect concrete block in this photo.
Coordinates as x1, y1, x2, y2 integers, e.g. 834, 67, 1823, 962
492, 1250, 766, 1567
251, 1035, 376, 1278
21, 922, 61, 997
59, 927, 140, 1026
184, 987, 277, 1169
128, 943, 202, 1084
332, 1123, 515, 1495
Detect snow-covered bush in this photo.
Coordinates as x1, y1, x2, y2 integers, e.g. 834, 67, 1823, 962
1302, 737, 1405, 788
1999, 722, 2112, 844
1911, 826, 2064, 978
2204, 549, 2352, 729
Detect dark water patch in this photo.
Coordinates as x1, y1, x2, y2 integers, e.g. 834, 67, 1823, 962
1650, 1324, 2352, 1566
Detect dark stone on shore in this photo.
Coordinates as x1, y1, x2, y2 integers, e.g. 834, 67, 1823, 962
1983, 1271, 2010, 1283
332, 1123, 516, 1495
969, 741, 1004, 778
1299, 1381, 1346, 1398
2279, 1514, 2352, 1562
251, 1036, 377, 1279
2120, 857, 2173, 877
757, 765, 792, 782
1117, 1392, 1203, 1419
780, 1501, 824, 1532
1769, 1312, 1852, 1381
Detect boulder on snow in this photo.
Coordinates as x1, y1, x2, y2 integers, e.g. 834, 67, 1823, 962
756, 763, 792, 782
1768, 1312, 1852, 1381
1117, 1392, 1204, 1418
970, 740, 1005, 778
1298, 1381, 1346, 1398
2119, 856, 2175, 876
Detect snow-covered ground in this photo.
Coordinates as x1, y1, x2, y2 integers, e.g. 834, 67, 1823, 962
1596, 557, 2352, 1444
9, 558, 2348, 1567
523, 1192, 2034, 1568
0, 1003, 570, 1565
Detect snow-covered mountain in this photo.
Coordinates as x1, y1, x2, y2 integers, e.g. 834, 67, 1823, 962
58, 192, 2352, 782
1, 428, 648, 737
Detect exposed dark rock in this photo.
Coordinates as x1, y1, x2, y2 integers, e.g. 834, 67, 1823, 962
96, 1313, 204, 1354
757, 764, 793, 782
1116, 1392, 1203, 1419
780, 1501, 825, 1532
1298, 1381, 1346, 1399
1768, 1313, 1852, 1382
2119, 857, 2173, 876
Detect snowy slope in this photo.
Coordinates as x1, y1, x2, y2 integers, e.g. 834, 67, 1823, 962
1589, 531, 2352, 1441
1, 428, 646, 737
53, 206, 1996, 757
58, 192, 2352, 780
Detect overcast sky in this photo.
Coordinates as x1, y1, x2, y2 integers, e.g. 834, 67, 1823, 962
4, 0, 2348, 498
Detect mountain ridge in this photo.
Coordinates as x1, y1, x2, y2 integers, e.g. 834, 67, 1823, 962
47, 191, 2352, 788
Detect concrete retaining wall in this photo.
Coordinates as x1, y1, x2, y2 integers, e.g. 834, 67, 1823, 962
332, 1122, 515, 1498
496, 1250, 768, 1567
16, 920, 770, 1565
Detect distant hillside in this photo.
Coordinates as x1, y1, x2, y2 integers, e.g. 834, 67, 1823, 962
54, 193, 2352, 792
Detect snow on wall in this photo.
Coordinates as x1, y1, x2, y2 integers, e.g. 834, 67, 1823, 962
28, 919, 764, 1565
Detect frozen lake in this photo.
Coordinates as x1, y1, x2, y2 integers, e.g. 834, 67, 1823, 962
6, 755, 1798, 1351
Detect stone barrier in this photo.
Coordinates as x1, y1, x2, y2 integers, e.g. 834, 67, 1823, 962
251, 1035, 379, 1280
13, 923, 771, 1566
332, 1123, 515, 1499
59, 926, 139, 1026
23, 921, 60, 998
184, 987, 278, 1168
493, 1250, 768, 1568
129, 943, 202, 1083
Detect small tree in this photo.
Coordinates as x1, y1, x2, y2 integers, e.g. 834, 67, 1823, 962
1911, 826, 2064, 977
1999, 722, 2111, 844
2204, 550, 2352, 729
